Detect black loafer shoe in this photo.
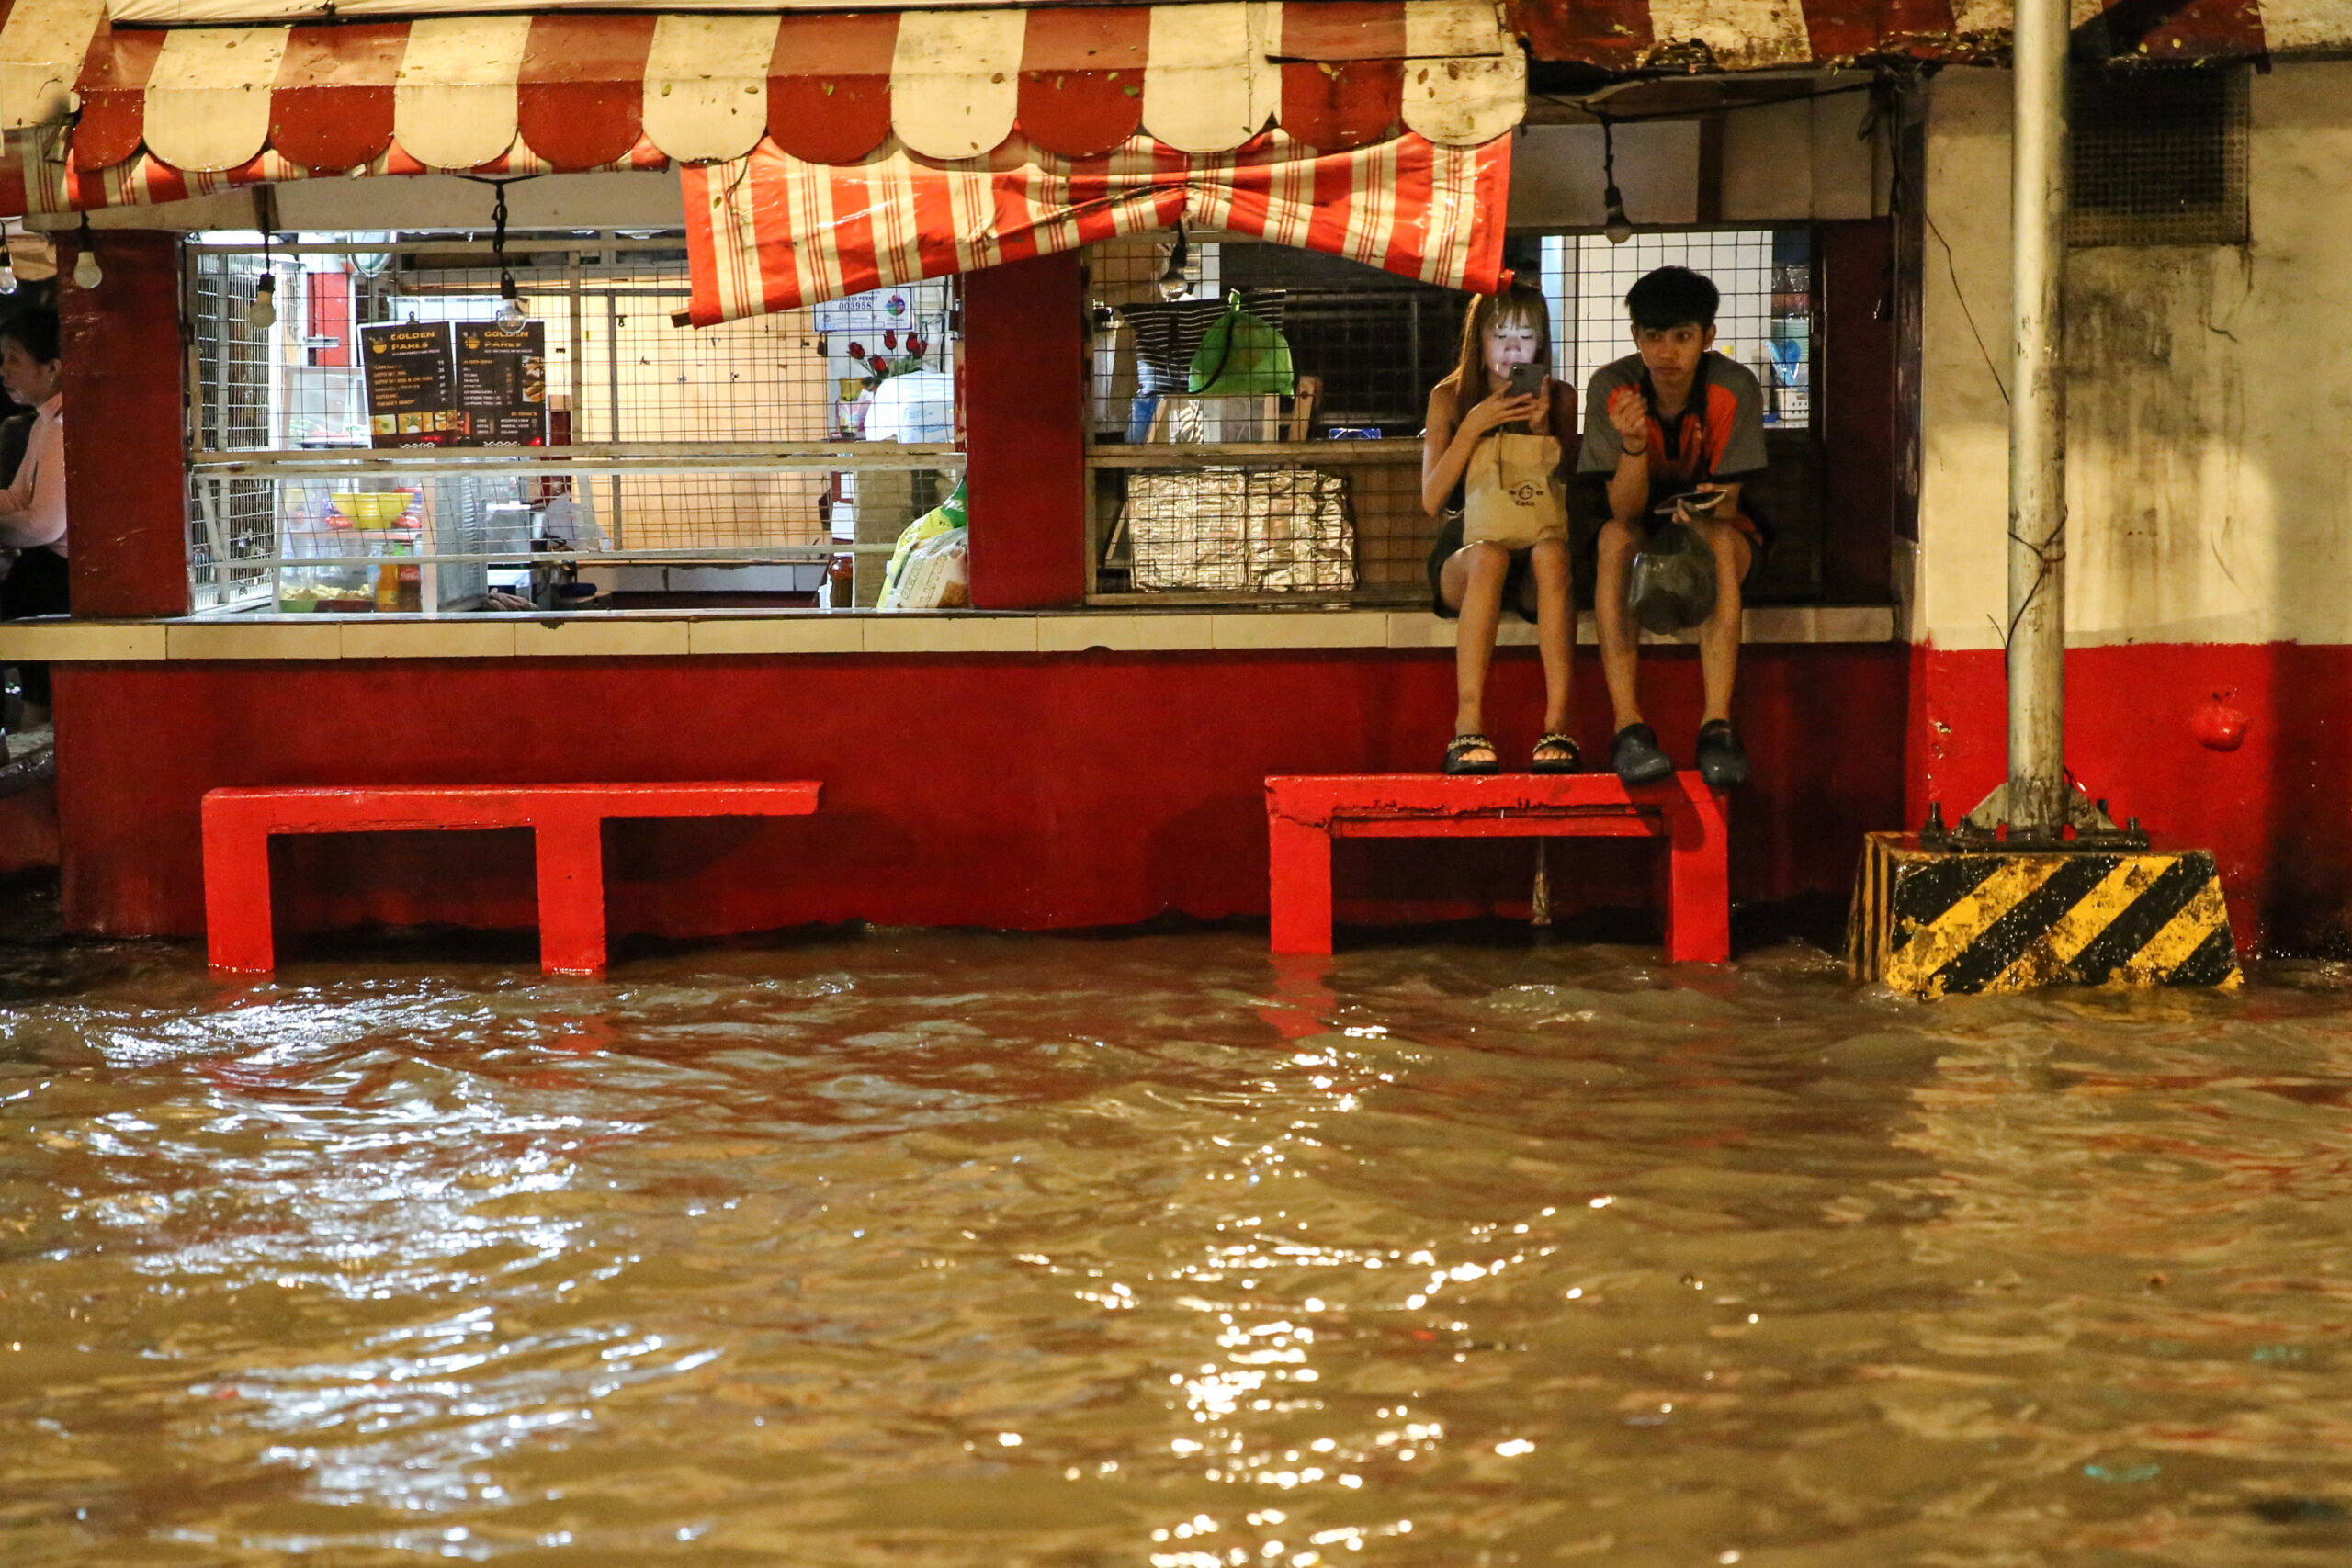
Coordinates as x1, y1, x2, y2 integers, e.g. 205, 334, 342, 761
1611, 723, 1674, 785
1695, 719, 1750, 788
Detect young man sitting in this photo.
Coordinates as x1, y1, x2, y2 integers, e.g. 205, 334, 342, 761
1576, 265, 1770, 789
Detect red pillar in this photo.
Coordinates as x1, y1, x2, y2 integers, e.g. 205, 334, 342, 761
61, 229, 188, 618
962, 252, 1087, 609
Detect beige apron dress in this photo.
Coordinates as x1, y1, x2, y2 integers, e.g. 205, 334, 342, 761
1460, 430, 1567, 549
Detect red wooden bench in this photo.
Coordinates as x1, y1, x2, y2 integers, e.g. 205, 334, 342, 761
202, 782, 820, 976
1265, 772, 1730, 961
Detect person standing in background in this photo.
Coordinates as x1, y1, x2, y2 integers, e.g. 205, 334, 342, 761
0, 306, 66, 729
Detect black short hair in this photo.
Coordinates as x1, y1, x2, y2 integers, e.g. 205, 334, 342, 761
1624, 266, 1719, 333
0, 306, 61, 366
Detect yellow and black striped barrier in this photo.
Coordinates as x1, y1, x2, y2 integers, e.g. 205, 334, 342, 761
1848, 832, 2241, 998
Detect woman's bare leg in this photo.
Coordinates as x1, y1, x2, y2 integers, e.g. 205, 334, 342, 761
1440, 541, 1510, 766
1530, 538, 1574, 737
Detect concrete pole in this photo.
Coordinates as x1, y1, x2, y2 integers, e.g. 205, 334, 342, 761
2007, 0, 2070, 834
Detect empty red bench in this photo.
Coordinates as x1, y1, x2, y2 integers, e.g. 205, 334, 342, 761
203, 782, 820, 976
1265, 772, 1729, 961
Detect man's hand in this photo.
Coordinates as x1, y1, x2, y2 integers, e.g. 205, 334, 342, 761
1606, 386, 1650, 453
1674, 481, 1737, 525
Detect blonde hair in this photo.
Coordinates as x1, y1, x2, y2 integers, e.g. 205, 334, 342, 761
1438, 281, 1552, 415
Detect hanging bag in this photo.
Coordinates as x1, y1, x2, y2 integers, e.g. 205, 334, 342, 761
1187, 291, 1295, 397
1461, 431, 1567, 548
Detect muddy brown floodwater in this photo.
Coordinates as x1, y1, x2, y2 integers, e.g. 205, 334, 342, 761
5, 917, 2352, 1565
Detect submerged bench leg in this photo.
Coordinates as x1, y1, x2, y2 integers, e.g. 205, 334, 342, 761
1269, 816, 1334, 954
1663, 778, 1731, 964
534, 811, 608, 976
204, 810, 278, 975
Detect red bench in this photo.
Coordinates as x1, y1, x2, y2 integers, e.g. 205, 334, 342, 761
1265, 772, 1730, 961
202, 782, 820, 976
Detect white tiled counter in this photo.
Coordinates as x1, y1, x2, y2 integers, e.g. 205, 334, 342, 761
0, 605, 1897, 662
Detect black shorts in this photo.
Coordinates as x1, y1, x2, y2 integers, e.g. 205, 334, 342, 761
1424, 513, 1541, 625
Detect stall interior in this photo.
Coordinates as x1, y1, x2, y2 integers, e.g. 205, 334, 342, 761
1083, 225, 1819, 606
184, 232, 960, 614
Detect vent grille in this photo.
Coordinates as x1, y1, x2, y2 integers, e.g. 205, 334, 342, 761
2070, 68, 2249, 248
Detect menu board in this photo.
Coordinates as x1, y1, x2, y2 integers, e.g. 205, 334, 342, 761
362, 321, 549, 448
455, 322, 549, 446
361, 322, 459, 446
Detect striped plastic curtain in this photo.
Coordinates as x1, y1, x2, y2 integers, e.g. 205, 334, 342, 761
682, 128, 1510, 326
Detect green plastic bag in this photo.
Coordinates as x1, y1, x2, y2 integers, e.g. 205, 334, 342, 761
1187, 291, 1295, 397
877, 477, 967, 608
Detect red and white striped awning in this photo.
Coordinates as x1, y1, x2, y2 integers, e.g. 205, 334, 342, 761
0, 0, 1523, 210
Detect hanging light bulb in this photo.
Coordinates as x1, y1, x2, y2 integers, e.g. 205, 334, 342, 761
1600, 118, 1634, 245
0, 253, 17, 297
72, 217, 102, 290
485, 179, 528, 333
1157, 220, 1191, 300
495, 273, 528, 334
246, 273, 277, 331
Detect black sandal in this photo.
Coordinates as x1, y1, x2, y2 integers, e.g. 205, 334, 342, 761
1442, 733, 1499, 776
1531, 733, 1582, 774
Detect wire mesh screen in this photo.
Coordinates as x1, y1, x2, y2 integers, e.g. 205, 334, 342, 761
187, 251, 281, 609
2069, 67, 2249, 248
1543, 229, 1812, 427
184, 236, 960, 611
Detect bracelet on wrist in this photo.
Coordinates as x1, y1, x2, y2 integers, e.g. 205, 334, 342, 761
1623, 444, 1647, 457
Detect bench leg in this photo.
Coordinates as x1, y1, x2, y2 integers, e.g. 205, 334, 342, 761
534, 812, 608, 976
204, 809, 278, 975
1269, 816, 1334, 954
1663, 778, 1731, 964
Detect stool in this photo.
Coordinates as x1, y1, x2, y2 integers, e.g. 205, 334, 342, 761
202, 782, 820, 976
1265, 772, 1729, 960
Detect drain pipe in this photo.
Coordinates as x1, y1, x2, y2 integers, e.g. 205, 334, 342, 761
2006, 0, 2070, 837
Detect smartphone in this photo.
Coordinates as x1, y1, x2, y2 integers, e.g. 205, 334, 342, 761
1653, 490, 1725, 516
1505, 362, 1546, 398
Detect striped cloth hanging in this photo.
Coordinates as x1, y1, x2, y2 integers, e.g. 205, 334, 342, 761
683, 128, 1510, 326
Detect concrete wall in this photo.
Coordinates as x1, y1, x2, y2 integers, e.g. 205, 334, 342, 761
1917, 62, 2352, 650
1913, 62, 2352, 947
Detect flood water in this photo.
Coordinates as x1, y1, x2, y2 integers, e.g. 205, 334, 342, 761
6, 910, 2352, 1565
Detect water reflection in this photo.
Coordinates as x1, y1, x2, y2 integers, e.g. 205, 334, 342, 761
3, 931, 2352, 1562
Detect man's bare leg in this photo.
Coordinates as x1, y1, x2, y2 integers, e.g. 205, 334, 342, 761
1696, 523, 1753, 725
1593, 518, 1643, 731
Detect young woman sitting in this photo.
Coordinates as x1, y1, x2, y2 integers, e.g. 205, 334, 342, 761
1420, 283, 1578, 775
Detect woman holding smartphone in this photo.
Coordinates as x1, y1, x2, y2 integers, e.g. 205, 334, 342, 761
1421, 282, 1579, 775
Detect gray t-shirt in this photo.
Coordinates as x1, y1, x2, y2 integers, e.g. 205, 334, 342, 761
1576, 350, 1769, 487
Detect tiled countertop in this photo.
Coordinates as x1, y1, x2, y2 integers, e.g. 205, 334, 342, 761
0, 605, 1898, 661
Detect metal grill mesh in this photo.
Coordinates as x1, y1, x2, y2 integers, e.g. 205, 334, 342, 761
184, 237, 959, 611
2070, 68, 2249, 248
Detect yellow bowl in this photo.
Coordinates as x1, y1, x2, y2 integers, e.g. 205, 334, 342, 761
333, 491, 411, 529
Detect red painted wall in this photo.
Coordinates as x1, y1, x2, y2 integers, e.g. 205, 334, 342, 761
61, 230, 188, 619
54, 644, 1905, 946
1909, 642, 2351, 953
963, 253, 1088, 609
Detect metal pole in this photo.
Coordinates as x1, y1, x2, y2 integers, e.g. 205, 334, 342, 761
2007, 0, 2070, 835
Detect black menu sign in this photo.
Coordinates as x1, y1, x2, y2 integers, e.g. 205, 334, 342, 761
361, 322, 459, 446
455, 322, 549, 446
362, 320, 549, 447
